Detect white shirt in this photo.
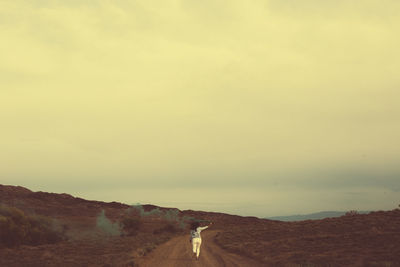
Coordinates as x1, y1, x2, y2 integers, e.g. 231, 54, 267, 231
190, 226, 209, 239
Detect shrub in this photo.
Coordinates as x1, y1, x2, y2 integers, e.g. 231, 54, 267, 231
0, 205, 64, 248
96, 210, 122, 237
120, 216, 141, 236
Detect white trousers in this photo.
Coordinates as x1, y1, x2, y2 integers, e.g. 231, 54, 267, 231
192, 237, 202, 258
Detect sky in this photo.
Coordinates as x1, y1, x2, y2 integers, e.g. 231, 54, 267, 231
1, 0, 399, 217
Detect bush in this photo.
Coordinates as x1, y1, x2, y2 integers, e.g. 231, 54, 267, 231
96, 210, 122, 237
0, 205, 64, 248
120, 216, 141, 236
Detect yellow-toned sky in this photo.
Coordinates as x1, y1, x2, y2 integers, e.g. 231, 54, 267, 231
1, 0, 399, 217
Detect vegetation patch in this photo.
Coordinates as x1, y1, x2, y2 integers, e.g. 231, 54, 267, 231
120, 216, 142, 236
0, 205, 64, 248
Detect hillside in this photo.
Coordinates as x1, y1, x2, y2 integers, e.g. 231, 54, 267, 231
267, 210, 370, 221
1, 184, 400, 266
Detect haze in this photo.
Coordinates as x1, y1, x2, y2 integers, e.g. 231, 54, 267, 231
1, 0, 399, 217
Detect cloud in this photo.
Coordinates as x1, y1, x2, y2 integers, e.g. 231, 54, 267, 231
1, 0, 399, 216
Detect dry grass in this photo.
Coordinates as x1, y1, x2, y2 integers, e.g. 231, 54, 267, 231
1, 185, 399, 266
214, 209, 400, 266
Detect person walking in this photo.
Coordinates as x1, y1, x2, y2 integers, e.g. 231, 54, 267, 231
189, 221, 212, 260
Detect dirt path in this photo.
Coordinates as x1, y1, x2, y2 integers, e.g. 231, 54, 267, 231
136, 230, 263, 267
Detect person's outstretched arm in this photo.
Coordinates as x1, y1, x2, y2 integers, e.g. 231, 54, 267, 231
197, 222, 212, 232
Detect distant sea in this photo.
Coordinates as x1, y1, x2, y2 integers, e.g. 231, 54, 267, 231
266, 211, 370, 221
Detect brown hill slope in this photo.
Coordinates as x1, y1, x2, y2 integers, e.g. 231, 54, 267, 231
215, 210, 400, 266
0, 185, 184, 266
1, 184, 399, 266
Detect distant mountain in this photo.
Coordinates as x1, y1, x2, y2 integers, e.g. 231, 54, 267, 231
267, 211, 370, 221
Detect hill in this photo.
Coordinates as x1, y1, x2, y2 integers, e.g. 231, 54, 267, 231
267, 210, 370, 221
1, 184, 400, 266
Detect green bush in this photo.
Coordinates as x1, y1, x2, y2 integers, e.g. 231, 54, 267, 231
0, 205, 63, 248
96, 210, 122, 237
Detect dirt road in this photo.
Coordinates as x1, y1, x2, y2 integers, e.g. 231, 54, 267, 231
136, 230, 263, 267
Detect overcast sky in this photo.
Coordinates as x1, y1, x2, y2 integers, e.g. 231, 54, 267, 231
1, 0, 399, 217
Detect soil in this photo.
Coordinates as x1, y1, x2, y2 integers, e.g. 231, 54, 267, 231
137, 230, 263, 267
